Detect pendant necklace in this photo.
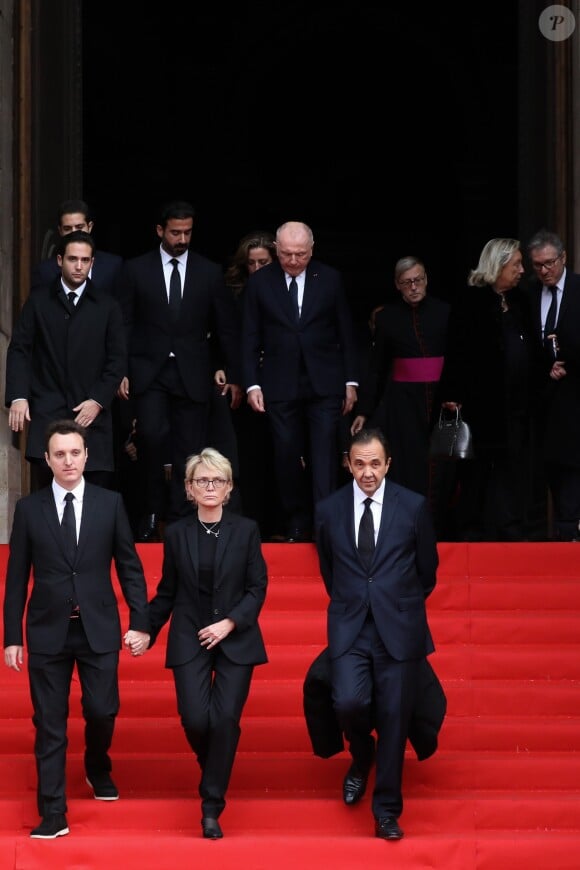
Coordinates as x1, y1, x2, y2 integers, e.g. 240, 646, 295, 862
198, 517, 220, 538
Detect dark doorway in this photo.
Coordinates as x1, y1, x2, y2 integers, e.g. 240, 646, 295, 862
82, 3, 519, 320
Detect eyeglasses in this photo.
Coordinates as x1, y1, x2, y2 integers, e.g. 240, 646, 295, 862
398, 274, 426, 289
190, 477, 228, 489
531, 255, 561, 272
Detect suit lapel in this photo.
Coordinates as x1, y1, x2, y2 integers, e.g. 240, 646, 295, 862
185, 517, 200, 579
276, 269, 296, 323
300, 263, 319, 323
372, 483, 398, 565
76, 485, 95, 563
42, 488, 76, 566
214, 514, 233, 584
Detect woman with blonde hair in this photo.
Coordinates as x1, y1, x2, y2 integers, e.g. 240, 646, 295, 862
142, 447, 268, 838
437, 238, 533, 540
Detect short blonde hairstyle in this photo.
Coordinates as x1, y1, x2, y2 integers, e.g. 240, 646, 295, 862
184, 447, 233, 503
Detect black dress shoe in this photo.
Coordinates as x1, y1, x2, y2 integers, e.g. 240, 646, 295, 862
137, 513, 159, 543
375, 816, 404, 840
201, 817, 223, 839
343, 765, 368, 805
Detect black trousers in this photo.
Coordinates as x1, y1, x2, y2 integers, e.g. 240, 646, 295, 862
267, 393, 342, 532
172, 650, 253, 819
134, 358, 208, 522
28, 618, 119, 816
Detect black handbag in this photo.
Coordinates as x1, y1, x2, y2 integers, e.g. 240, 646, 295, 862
429, 407, 474, 460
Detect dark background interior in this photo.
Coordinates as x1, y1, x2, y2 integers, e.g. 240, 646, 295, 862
82, 2, 519, 324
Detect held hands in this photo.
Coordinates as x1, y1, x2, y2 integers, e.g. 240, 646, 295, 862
550, 360, 566, 380
123, 630, 151, 657
198, 618, 235, 650
4, 645, 24, 671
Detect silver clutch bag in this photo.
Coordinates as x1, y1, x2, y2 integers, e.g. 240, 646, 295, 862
429, 408, 474, 460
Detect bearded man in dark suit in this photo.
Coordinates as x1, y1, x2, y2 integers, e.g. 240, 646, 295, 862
118, 200, 240, 539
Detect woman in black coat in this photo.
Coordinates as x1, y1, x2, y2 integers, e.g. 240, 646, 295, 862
437, 238, 533, 541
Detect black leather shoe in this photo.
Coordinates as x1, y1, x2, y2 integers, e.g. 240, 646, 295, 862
137, 513, 159, 543
343, 765, 368, 805
375, 816, 404, 840
201, 817, 223, 839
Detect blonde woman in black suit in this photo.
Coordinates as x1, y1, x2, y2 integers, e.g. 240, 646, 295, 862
132, 447, 268, 839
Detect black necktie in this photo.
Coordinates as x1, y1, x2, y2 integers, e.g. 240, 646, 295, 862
61, 492, 77, 558
289, 277, 299, 321
169, 258, 182, 318
358, 497, 375, 566
544, 286, 558, 339
67, 291, 77, 310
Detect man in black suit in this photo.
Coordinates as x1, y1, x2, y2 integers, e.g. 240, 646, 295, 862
525, 229, 580, 540
31, 198, 123, 296
3, 419, 150, 839
6, 231, 126, 490
242, 221, 359, 542
118, 200, 240, 540
314, 427, 438, 840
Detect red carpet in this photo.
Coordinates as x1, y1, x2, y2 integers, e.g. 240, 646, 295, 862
1, 542, 580, 868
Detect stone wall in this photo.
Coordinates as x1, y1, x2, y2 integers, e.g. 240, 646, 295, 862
0, 1, 18, 544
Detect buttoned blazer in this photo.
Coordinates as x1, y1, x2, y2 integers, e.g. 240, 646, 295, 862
2, 483, 150, 654
31, 249, 124, 297
525, 271, 580, 464
314, 479, 437, 661
120, 249, 240, 399
4, 277, 126, 469
241, 259, 359, 399
148, 510, 268, 668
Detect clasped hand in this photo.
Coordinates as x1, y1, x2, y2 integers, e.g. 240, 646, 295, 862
123, 629, 151, 657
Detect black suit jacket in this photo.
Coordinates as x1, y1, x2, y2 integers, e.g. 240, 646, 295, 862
31, 249, 124, 297
2, 482, 150, 654
524, 271, 580, 465
241, 259, 359, 399
120, 248, 240, 399
148, 510, 268, 667
303, 646, 446, 760
315, 479, 438, 662
4, 277, 126, 470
